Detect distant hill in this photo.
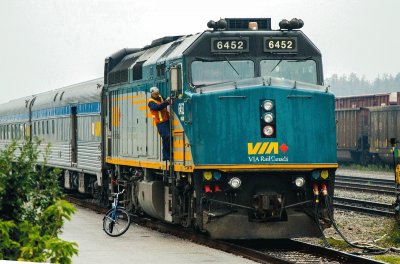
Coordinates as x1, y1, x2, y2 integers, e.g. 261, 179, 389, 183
325, 73, 400, 96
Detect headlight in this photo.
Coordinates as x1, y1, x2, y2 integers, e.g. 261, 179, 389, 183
262, 113, 274, 123
262, 100, 274, 111
294, 177, 305, 187
262, 125, 274, 137
228, 177, 241, 188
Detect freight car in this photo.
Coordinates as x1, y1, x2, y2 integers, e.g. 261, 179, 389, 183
335, 92, 400, 109
336, 93, 400, 165
0, 18, 337, 239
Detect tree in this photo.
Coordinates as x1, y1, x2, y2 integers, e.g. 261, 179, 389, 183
325, 72, 400, 96
0, 140, 78, 263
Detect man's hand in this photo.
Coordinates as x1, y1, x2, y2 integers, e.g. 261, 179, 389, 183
166, 97, 172, 104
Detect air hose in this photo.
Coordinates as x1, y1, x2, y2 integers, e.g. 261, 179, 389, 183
321, 193, 389, 255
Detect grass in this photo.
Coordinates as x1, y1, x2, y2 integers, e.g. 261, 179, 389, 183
325, 237, 351, 250
373, 255, 400, 264
378, 221, 400, 248
339, 163, 393, 172
371, 221, 400, 263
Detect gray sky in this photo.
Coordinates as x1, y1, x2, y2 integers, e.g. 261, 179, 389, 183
0, 0, 399, 104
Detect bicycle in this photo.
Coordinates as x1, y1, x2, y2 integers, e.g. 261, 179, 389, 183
103, 187, 131, 237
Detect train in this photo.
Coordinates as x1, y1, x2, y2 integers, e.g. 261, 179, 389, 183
335, 92, 400, 165
0, 17, 337, 239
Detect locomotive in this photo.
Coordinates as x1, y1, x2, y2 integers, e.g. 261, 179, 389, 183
0, 18, 337, 239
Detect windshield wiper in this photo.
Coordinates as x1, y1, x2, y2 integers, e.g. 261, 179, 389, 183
224, 56, 240, 77
270, 59, 282, 73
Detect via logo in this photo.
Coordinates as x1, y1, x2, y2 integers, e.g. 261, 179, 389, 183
247, 142, 289, 155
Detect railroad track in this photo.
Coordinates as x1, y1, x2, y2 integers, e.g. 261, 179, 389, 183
335, 175, 396, 195
334, 196, 394, 217
65, 195, 382, 264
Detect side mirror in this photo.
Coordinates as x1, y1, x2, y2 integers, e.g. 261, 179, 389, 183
170, 65, 182, 95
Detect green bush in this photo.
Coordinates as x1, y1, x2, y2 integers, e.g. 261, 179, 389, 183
0, 140, 78, 263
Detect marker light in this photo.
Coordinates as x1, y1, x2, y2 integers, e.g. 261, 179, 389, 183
262, 125, 274, 137
312, 170, 320, 180
320, 170, 329, 179
248, 22, 258, 30
213, 171, 222, 181
262, 100, 274, 111
228, 177, 241, 189
262, 113, 274, 123
203, 171, 212, 181
294, 177, 305, 187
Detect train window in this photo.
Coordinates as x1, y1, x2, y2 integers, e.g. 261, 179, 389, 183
260, 59, 317, 85
156, 63, 166, 77
132, 61, 145, 81
52, 120, 55, 134
191, 60, 254, 86
42, 121, 45, 135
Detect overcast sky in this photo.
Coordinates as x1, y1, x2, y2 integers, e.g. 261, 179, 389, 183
0, 0, 399, 104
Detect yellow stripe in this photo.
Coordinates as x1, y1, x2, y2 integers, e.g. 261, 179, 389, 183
106, 157, 194, 172
173, 139, 184, 148
131, 99, 148, 105
195, 164, 338, 172
112, 94, 143, 101
106, 157, 337, 173
138, 105, 147, 111
158, 111, 163, 122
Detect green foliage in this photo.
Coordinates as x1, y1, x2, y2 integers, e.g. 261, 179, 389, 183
326, 72, 400, 96
373, 255, 400, 264
379, 221, 400, 247
325, 237, 351, 251
0, 140, 78, 262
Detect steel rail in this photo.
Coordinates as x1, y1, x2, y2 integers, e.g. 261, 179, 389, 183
335, 175, 394, 187
334, 197, 394, 217
335, 183, 396, 195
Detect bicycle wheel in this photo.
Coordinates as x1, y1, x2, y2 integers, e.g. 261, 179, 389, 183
103, 207, 131, 237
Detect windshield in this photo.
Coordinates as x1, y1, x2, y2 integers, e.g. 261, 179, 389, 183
191, 60, 254, 86
260, 59, 317, 84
